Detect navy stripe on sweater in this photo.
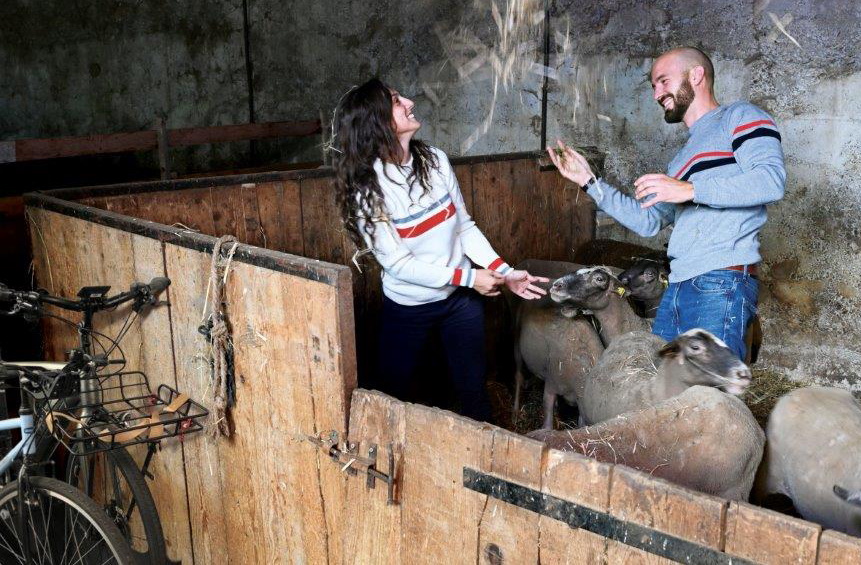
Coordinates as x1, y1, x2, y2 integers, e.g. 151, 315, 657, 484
731, 128, 782, 151
679, 157, 738, 182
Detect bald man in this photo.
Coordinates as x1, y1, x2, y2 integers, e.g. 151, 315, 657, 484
548, 47, 785, 360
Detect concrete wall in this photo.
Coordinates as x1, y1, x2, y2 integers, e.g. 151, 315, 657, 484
1, 0, 858, 384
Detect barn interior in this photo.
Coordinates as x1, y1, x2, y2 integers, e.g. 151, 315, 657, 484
1, 1, 860, 564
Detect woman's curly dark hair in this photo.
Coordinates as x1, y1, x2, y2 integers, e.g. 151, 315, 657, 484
333, 78, 438, 249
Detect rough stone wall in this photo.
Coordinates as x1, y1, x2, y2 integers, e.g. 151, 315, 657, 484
1, 0, 858, 383
0, 0, 250, 173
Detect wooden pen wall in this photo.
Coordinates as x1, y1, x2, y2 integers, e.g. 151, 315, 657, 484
25, 150, 861, 563
55, 151, 598, 388
26, 201, 357, 563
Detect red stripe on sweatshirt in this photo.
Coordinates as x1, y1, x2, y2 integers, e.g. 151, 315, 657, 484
732, 119, 776, 135
674, 151, 734, 179
488, 258, 505, 271
396, 202, 456, 238
451, 268, 463, 286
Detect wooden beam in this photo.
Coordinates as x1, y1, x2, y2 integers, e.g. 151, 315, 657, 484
1, 120, 321, 163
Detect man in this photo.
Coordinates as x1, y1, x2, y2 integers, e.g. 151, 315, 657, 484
547, 46, 785, 360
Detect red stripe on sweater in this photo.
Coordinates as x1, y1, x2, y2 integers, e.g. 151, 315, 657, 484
451, 268, 462, 286
732, 119, 776, 135
674, 151, 735, 178
488, 258, 505, 271
396, 202, 456, 238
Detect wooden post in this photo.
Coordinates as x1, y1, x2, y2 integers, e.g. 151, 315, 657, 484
156, 117, 171, 180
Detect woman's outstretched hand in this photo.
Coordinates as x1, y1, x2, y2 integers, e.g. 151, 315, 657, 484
546, 140, 594, 187
473, 269, 505, 296
504, 270, 550, 300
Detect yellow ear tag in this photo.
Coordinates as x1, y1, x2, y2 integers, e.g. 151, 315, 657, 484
661, 276, 669, 289
614, 286, 627, 297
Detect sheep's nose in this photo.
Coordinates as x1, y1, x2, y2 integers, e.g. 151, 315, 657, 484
730, 365, 752, 384
551, 280, 564, 291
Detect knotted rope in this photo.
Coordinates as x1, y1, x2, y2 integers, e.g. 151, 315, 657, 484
204, 235, 238, 438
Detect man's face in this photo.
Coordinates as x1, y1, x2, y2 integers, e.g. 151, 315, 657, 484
651, 56, 695, 124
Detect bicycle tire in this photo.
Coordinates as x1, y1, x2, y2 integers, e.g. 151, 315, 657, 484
67, 444, 167, 565
0, 475, 136, 564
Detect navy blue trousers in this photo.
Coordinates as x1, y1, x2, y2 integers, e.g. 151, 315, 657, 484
378, 288, 491, 422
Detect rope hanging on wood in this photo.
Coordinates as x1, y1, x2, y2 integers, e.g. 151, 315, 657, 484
202, 234, 238, 438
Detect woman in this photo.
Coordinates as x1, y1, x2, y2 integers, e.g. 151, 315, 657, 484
333, 78, 547, 421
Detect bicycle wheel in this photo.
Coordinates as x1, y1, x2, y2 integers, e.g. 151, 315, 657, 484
67, 444, 167, 565
0, 475, 135, 564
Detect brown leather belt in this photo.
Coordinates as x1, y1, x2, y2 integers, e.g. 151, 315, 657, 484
722, 264, 758, 277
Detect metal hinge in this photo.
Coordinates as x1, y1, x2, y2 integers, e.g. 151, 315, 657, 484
306, 430, 397, 505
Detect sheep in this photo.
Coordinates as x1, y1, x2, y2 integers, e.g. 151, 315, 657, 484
529, 385, 764, 500
549, 266, 649, 346
617, 259, 669, 319
578, 329, 752, 425
754, 386, 861, 536
508, 260, 605, 429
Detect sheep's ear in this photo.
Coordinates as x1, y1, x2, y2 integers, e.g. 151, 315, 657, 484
658, 340, 680, 359
559, 305, 579, 318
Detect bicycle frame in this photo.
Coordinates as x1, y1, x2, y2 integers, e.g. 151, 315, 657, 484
0, 411, 36, 476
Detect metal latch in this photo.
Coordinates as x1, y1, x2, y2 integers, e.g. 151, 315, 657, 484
306, 430, 397, 505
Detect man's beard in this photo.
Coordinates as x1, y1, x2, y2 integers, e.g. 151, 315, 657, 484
660, 77, 695, 123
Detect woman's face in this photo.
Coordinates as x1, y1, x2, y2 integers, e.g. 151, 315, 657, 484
390, 89, 421, 137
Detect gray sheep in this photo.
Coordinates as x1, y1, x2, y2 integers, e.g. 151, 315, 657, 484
755, 386, 861, 536
530, 385, 764, 500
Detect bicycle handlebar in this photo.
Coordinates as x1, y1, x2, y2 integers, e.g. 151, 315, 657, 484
0, 277, 171, 315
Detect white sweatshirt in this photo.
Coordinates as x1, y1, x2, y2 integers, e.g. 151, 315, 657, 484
357, 146, 512, 306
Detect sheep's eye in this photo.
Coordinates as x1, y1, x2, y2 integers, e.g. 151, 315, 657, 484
689, 342, 703, 352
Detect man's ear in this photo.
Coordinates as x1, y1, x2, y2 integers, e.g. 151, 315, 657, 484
689, 65, 706, 87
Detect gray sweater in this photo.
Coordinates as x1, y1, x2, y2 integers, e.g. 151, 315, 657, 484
587, 101, 785, 283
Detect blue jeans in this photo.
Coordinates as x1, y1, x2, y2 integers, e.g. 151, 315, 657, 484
652, 269, 758, 360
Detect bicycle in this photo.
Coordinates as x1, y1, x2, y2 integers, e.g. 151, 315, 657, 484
0, 362, 135, 563
0, 279, 208, 565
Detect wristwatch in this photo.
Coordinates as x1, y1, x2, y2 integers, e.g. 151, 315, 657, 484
580, 177, 597, 192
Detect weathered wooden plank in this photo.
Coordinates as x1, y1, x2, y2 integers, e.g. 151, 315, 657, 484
453, 163, 474, 212
470, 159, 519, 263
606, 465, 727, 564
210, 185, 250, 241
300, 176, 345, 264
817, 530, 861, 564
400, 404, 494, 563
163, 244, 229, 565
128, 234, 194, 564
343, 390, 405, 564
238, 183, 265, 247
539, 449, 611, 564
725, 501, 821, 564
254, 180, 304, 255
476, 428, 543, 564
102, 194, 142, 220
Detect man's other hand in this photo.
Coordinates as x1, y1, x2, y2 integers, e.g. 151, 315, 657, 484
633, 174, 694, 208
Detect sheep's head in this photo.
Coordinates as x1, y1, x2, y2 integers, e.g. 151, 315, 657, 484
618, 259, 669, 301
549, 267, 624, 311
658, 329, 752, 395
